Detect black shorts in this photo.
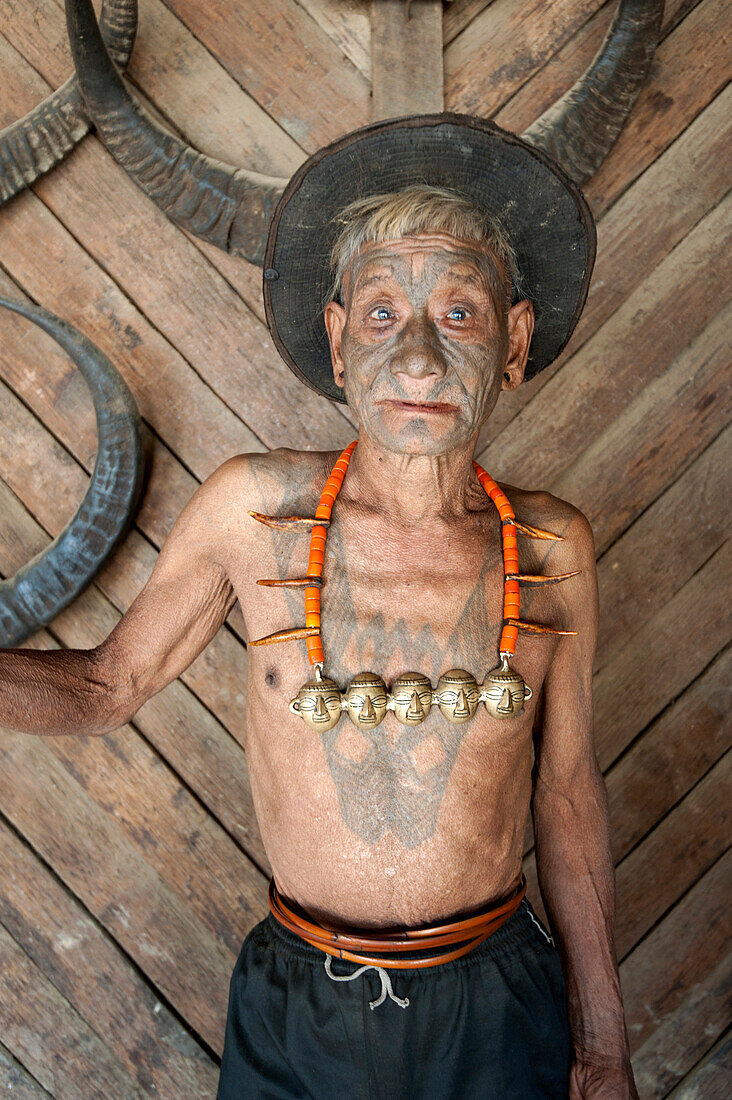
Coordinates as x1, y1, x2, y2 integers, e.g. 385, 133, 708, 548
217, 898, 572, 1099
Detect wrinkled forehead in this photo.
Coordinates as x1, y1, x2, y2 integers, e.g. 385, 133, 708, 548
344, 233, 506, 301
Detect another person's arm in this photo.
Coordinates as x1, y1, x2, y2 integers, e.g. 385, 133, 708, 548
0, 458, 243, 737
531, 512, 637, 1100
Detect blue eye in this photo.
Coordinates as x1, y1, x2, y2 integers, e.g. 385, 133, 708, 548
373, 307, 392, 321
448, 308, 468, 321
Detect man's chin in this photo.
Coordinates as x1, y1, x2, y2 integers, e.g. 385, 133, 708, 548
356, 409, 474, 456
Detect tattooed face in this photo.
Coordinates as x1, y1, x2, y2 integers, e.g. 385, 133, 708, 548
324, 232, 528, 456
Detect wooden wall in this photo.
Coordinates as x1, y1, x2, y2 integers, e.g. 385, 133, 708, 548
0, 0, 729, 1095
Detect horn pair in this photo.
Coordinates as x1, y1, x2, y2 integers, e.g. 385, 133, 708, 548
1, 0, 664, 254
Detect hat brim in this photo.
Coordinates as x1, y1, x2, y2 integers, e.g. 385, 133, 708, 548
263, 113, 596, 403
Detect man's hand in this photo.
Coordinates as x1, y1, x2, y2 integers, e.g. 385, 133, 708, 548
570, 1052, 639, 1099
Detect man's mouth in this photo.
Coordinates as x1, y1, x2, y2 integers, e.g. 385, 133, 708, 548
377, 399, 459, 414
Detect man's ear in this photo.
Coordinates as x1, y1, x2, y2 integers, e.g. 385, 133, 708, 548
501, 299, 534, 391
324, 300, 347, 389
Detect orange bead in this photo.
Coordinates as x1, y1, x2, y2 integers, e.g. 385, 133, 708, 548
305, 612, 321, 628
504, 580, 520, 595
312, 525, 328, 539
307, 562, 323, 577
315, 506, 331, 520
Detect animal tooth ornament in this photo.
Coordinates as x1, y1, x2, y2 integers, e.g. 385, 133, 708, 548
250, 443, 580, 727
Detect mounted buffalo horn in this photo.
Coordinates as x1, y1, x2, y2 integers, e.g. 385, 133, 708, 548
522, 0, 664, 183
65, 0, 286, 265
0, 297, 144, 648
64, 0, 663, 263
0, 0, 138, 206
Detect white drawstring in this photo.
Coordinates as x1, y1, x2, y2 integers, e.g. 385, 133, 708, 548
324, 955, 410, 1010
526, 906, 554, 945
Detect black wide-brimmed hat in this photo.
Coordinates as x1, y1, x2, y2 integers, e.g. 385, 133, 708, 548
263, 113, 596, 403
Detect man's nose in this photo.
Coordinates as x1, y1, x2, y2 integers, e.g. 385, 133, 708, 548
389, 314, 447, 380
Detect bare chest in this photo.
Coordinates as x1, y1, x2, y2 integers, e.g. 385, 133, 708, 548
234, 512, 556, 696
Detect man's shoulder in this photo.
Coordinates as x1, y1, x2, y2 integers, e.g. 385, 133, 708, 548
198, 447, 341, 516
501, 484, 596, 572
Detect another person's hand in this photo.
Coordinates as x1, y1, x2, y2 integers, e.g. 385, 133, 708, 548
569, 1053, 639, 1099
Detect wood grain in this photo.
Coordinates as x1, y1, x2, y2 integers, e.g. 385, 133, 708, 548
371, 0, 444, 119
0, 0, 727, 1088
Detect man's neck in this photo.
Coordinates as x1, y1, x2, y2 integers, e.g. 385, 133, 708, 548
339, 433, 481, 526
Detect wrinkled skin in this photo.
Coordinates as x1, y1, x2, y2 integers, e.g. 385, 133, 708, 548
324, 232, 533, 456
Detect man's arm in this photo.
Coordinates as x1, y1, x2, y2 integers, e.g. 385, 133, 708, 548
0, 457, 245, 737
531, 511, 637, 1099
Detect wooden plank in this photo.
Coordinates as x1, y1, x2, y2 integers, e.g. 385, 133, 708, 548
160, 0, 371, 150
444, 0, 495, 46
3, 0, 301, 171
476, 37, 729, 457
665, 1031, 732, 1098
445, 0, 604, 117
298, 0, 371, 79
5, 0, 303, 323
596, 429, 731, 669
585, 0, 730, 215
0, 817, 219, 1096
0, 728, 239, 1051
606, 648, 732, 862
521, 662, 731, 930
620, 851, 730, 1053
370, 0, 444, 120
0, 462, 268, 874
476, 199, 730, 497
554, 304, 731, 553
0, 1040, 51, 1099
0, 922, 142, 1100
494, 0, 693, 136
594, 540, 731, 772
0, 32, 354, 454
614, 753, 731, 959
632, 953, 732, 1098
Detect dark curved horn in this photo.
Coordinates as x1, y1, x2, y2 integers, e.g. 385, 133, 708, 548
523, 0, 664, 183
0, 297, 144, 648
65, 0, 286, 265
0, 0, 138, 206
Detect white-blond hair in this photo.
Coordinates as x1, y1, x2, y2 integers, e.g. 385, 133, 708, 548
327, 184, 522, 308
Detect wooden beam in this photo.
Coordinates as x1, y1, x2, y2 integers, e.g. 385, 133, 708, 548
370, 0, 444, 120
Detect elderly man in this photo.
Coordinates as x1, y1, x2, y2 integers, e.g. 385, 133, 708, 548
1, 117, 636, 1099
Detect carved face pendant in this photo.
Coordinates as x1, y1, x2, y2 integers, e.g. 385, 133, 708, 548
481, 659, 532, 719
345, 672, 388, 729
289, 676, 343, 731
435, 669, 480, 723
390, 673, 433, 726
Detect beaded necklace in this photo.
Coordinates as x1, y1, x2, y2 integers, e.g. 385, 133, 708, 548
250, 441, 578, 731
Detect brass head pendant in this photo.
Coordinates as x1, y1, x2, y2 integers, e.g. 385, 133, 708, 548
251, 441, 579, 729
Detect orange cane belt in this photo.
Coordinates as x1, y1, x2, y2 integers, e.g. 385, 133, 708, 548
268, 875, 527, 969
